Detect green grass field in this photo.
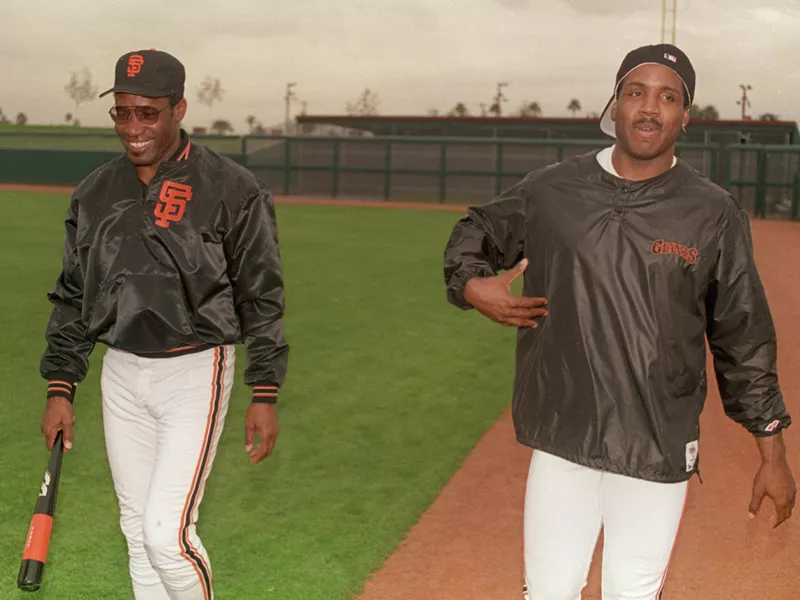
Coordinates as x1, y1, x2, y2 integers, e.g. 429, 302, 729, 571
0, 191, 517, 600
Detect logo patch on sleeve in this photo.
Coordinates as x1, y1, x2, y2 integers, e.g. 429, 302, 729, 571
685, 440, 698, 472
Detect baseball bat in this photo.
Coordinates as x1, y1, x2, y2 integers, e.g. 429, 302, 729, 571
17, 431, 64, 592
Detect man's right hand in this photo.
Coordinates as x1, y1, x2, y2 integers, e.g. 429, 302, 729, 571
41, 397, 74, 451
463, 258, 548, 328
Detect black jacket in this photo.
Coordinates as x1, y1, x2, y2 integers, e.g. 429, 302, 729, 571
40, 130, 289, 403
444, 150, 791, 483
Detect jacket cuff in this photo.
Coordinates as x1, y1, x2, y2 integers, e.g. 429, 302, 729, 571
750, 415, 792, 437
46, 373, 79, 404
447, 267, 493, 310
251, 384, 279, 404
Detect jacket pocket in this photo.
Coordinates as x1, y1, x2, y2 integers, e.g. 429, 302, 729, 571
87, 272, 196, 345
664, 342, 696, 398
85, 277, 122, 337
659, 310, 705, 400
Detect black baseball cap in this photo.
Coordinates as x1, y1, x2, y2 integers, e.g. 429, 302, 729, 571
99, 49, 185, 101
599, 43, 695, 138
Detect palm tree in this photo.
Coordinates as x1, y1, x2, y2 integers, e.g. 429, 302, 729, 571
245, 115, 256, 133
567, 99, 582, 117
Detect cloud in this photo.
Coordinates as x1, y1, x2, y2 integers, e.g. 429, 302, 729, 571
494, 0, 532, 10
560, 0, 656, 16
0, 0, 798, 129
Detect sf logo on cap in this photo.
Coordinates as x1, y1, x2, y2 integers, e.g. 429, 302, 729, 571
127, 54, 144, 77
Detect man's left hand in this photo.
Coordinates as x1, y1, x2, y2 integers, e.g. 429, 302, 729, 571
244, 403, 279, 466
749, 453, 796, 528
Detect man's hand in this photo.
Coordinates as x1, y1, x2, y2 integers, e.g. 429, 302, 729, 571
244, 403, 279, 466
463, 258, 548, 328
41, 396, 75, 451
749, 432, 796, 527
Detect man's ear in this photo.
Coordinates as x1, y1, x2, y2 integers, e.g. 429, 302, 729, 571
173, 97, 188, 122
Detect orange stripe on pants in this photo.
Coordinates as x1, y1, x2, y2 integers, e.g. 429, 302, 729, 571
177, 346, 225, 600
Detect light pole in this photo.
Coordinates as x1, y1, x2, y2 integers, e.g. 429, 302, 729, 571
284, 83, 297, 134
737, 84, 752, 120
661, 0, 677, 44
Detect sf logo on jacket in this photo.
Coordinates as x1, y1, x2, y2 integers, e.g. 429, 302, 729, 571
154, 181, 193, 228
650, 238, 700, 265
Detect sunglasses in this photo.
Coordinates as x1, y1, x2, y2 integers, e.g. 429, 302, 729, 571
109, 104, 170, 125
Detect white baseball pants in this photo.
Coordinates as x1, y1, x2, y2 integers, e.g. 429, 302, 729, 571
101, 345, 235, 600
523, 450, 688, 600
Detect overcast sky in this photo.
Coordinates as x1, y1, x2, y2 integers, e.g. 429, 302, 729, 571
2, 0, 798, 132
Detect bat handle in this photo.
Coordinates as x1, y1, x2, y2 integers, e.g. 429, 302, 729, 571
18, 431, 64, 591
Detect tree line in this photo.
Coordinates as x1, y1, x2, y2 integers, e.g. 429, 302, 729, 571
436, 100, 777, 121
0, 72, 787, 132
336, 87, 784, 123
0, 107, 28, 125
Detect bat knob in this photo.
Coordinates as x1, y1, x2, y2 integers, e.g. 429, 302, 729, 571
18, 559, 46, 592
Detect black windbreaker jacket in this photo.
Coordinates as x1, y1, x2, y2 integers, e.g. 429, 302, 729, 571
444, 150, 791, 483
40, 130, 289, 401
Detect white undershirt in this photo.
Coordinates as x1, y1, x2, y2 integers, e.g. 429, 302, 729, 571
596, 145, 676, 177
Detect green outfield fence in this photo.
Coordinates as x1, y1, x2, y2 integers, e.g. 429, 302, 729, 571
0, 131, 798, 220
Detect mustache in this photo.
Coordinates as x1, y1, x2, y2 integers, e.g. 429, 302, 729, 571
634, 118, 663, 129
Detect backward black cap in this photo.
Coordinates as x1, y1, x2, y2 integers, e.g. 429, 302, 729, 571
99, 49, 185, 101
599, 43, 696, 138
